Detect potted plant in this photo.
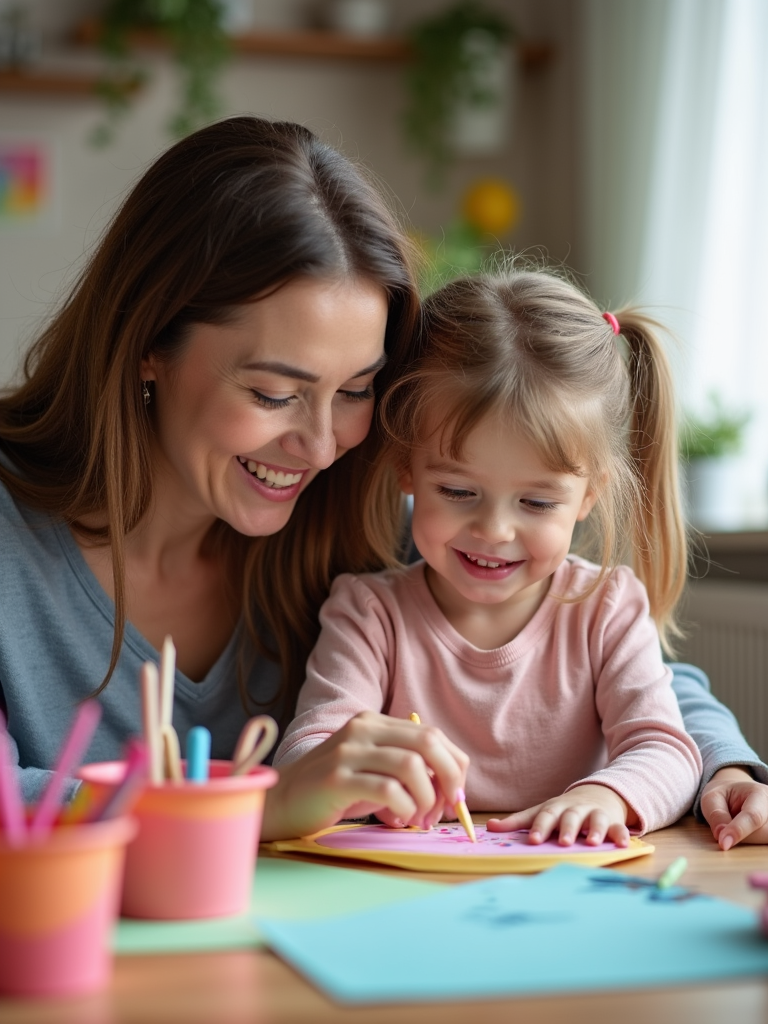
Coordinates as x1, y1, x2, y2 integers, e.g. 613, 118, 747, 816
93, 0, 231, 145
679, 393, 751, 531
414, 176, 520, 294
402, 1, 515, 189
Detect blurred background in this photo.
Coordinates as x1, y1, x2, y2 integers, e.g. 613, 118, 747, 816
0, 1, 767, 751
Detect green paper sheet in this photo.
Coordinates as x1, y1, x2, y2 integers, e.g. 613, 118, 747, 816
113, 854, 439, 955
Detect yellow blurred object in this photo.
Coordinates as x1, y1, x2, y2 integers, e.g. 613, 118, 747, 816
461, 178, 520, 236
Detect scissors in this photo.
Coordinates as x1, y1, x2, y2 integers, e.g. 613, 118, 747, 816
231, 716, 279, 776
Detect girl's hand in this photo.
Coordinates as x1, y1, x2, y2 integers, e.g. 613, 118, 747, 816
486, 784, 631, 848
260, 711, 469, 841
700, 767, 768, 850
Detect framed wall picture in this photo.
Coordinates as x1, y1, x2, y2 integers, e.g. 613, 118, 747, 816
0, 133, 56, 230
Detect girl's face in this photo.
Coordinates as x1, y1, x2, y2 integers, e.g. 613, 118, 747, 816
141, 275, 389, 537
400, 413, 597, 624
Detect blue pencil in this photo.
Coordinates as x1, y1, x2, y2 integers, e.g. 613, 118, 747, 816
186, 727, 211, 784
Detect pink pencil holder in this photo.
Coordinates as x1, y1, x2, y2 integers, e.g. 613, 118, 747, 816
78, 760, 277, 920
0, 816, 137, 997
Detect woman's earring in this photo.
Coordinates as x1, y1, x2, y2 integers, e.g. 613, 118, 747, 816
142, 381, 151, 406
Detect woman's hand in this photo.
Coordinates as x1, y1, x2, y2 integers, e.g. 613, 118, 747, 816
260, 711, 469, 841
485, 784, 631, 848
700, 767, 768, 850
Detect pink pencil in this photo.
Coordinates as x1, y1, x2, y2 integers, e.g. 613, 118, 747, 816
29, 701, 102, 840
91, 739, 148, 822
0, 713, 25, 847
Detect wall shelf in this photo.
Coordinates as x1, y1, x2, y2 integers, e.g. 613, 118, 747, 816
0, 23, 552, 98
73, 20, 552, 70
0, 67, 140, 97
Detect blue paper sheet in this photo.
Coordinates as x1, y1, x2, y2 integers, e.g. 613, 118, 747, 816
258, 863, 768, 1004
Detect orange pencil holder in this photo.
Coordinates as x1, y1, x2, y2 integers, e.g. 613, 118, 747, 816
0, 816, 137, 997
77, 760, 277, 920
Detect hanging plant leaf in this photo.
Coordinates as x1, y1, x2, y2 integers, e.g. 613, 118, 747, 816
92, 0, 230, 145
402, 1, 514, 190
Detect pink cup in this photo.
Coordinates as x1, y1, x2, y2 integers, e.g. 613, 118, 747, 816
77, 760, 277, 920
0, 816, 137, 997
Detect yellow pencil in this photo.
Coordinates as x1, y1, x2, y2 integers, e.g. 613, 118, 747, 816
409, 712, 476, 843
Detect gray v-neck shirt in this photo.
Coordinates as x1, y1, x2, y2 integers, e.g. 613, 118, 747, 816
3, 466, 767, 814
0, 476, 282, 803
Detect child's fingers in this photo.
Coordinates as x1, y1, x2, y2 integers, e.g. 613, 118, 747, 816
486, 806, 539, 833
330, 768, 420, 824
555, 807, 590, 846
338, 743, 441, 826
421, 787, 454, 830
528, 805, 566, 844
375, 807, 409, 828
605, 821, 630, 847
580, 810, 628, 847
581, 809, 610, 846
346, 713, 469, 822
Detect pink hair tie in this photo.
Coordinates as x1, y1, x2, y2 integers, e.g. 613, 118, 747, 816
602, 312, 620, 335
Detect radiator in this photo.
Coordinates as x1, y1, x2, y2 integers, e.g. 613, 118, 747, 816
678, 580, 768, 761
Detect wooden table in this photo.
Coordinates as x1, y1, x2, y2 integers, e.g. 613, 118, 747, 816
2, 816, 768, 1023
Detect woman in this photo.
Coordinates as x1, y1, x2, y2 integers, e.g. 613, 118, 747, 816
0, 116, 764, 846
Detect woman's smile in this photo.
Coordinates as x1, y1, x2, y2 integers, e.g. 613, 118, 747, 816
236, 456, 307, 502
143, 275, 389, 537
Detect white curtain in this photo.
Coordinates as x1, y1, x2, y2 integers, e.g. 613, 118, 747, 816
580, 0, 768, 525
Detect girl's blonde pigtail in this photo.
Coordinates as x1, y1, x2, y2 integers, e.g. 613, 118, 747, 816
617, 310, 687, 653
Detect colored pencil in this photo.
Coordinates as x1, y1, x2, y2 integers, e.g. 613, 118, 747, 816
29, 701, 101, 840
0, 713, 25, 846
186, 726, 211, 783
657, 856, 688, 890
93, 739, 149, 821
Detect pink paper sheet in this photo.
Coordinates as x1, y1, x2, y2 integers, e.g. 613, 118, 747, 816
317, 824, 619, 856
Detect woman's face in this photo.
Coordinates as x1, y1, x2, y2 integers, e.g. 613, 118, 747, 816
142, 275, 389, 537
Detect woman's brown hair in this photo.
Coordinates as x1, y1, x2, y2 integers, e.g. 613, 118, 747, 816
0, 116, 419, 714
379, 267, 686, 653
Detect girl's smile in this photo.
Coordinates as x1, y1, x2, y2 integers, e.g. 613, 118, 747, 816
400, 415, 597, 648
454, 549, 524, 579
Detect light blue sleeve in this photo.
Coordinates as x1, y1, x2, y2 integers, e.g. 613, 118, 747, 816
671, 663, 768, 818
0, 706, 80, 806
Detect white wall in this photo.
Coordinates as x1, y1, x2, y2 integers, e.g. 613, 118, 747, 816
0, 0, 580, 385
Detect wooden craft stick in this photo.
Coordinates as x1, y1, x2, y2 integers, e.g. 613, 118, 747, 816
141, 661, 163, 785
162, 725, 183, 783
231, 716, 279, 776
159, 635, 176, 730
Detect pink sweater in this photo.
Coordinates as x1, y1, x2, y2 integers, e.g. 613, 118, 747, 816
274, 557, 702, 833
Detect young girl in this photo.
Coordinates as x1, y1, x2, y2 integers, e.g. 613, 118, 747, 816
274, 267, 704, 846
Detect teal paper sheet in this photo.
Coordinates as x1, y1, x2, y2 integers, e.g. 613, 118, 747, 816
114, 856, 438, 955
258, 863, 768, 1004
